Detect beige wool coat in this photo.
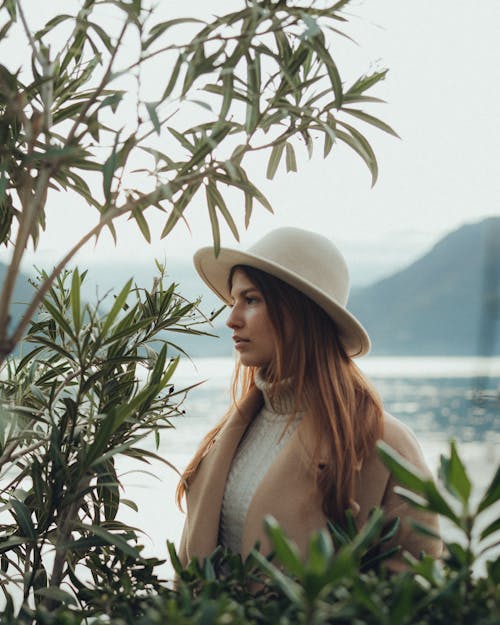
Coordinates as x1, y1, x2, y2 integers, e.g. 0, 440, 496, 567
178, 387, 441, 568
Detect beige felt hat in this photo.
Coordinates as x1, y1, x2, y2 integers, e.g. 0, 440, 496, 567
193, 227, 370, 357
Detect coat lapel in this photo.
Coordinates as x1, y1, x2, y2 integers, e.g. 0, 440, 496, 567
240, 419, 324, 557
184, 387, 263, 561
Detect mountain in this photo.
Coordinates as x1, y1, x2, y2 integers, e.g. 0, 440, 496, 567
348, 217, 500, 356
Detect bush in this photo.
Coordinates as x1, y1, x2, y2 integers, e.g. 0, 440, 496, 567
1, 441, 497, 624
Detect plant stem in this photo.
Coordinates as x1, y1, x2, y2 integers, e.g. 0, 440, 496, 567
0, 168, 51, 353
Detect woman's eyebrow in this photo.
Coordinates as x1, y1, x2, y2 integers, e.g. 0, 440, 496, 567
229, 286, 260, 299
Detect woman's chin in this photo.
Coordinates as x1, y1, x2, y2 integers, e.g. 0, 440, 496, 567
238, 355, 270, 369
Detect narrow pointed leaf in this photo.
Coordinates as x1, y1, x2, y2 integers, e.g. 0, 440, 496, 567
335, 126, 378, 186
206, 182, 239, 241
131, 207, 151, 243
42, 299, 76, 341
101, 278, 133, 336
206, 186, 221, 256
145, 101, 161, 135
478, 465, 500, 514
439, 440, 471, 505
81, 524, 142, 559
11, 500, 36, 539
70, 268, 81, 333
266, 143, 285, 180
377, 441, 428, 493
343, 107, 400, 138
34, 587, 77, 605
285, 142, 297, 172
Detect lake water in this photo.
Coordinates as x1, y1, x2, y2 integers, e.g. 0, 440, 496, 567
116, 356, 500, 579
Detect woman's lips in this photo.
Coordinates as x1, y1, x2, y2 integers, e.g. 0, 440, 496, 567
233, 337, 250, 349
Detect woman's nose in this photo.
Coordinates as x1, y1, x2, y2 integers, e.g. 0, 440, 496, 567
226, 305, 242, 329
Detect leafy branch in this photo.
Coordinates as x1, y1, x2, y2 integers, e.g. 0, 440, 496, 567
0, 0, 395, 362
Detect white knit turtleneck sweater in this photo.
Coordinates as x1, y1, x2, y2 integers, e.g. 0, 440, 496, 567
218, 372, 302, 554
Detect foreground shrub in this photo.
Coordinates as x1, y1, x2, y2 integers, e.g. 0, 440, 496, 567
2, 442, 497, 624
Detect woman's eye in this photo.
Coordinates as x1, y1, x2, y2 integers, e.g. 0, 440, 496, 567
245, 297, 256, 304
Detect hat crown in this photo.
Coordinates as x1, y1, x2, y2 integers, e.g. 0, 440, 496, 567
192, 226, 369, 356
247, 227, 350, 305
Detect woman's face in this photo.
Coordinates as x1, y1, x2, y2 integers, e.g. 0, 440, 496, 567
226, 269, 276, 368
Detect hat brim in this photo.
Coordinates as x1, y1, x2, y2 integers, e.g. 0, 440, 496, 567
194, 246, 370, 358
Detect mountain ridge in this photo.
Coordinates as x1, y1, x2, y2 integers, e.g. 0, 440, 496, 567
348, 217, 500, 355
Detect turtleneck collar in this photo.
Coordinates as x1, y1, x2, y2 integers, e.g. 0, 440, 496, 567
254, 369, 296, 415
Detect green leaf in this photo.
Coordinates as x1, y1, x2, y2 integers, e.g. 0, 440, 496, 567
150, 344, 167, 385
99, 92, 124, 113
88, 21, 113, 53
335, 125, 378, 186
244, 191, 253, 228
252, 550, 303, 604
70, 268, 81, 334
206, 187, 220, 256
347, 70, 388, 96
266, 143, 285, 180
102, 135, 120, 203
480, 517, 500, 542
42, 299, 76, 341
145, 18, 204, 50
124, 447, 182, 476
145, 101, 161, 135
439, 440, 471, 505
350, 507, 385, 553
80, 524, 142, 559
206, 182, 239, 242
213, 172, 273, 214
167, 540, 183, 574
160, 182, 201, 238
445, 542, 468, 567
410, 519, 442, 541
264, 516, 304, 577
121, 499, 139, 512
101, 278, 133, 336
35, 14, 71, 38
285, 142, 297, 173
343, 107, 400, 138
324, 131, 334, 157
131, 207, 151, 243
395, 484, 461, 525
320, 113, 337, 158
11, 499, 36, 539
306, 529, 333, 575
245, 52, 260, 134
167, 126, 195, 154
161, 54, 184, 101
477, 465, 500, 514
34, 587, 76, 606
3, 0, 16, 20
220, 71, 233, 118
0, 536, 26, 553
310, 38, 343, 107
377, 441, 428, 493
24, 336, 76, 363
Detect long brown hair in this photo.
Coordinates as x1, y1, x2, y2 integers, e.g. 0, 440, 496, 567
176, 265, 384, 522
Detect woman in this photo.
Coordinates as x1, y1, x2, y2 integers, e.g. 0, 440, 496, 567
176, 227, 441, 569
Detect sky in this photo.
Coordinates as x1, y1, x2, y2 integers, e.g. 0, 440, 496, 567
2, 0, 500, 285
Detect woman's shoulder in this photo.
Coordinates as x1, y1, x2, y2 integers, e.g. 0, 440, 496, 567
380, 411, 432, 477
